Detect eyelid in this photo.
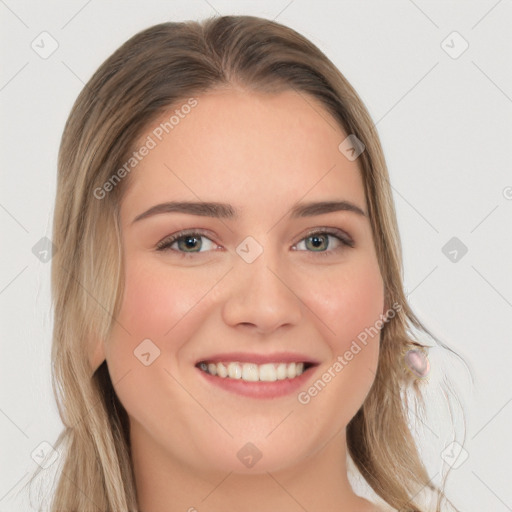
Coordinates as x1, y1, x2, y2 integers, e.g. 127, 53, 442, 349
293, 226, 354, 248
155, 226, 355, 254
155, 228, 219, 252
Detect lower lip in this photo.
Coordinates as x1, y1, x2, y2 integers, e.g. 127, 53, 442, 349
195, 365, 317, 399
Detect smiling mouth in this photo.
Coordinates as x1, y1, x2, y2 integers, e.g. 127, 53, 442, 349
195, 361, 316, 382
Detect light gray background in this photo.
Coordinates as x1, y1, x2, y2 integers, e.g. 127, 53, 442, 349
1, 1, 511, 511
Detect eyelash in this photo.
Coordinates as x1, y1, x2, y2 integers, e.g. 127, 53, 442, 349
155, 228, 355, 258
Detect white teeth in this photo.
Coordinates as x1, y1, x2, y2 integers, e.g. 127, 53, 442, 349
199, 361, 308, 381
227, 362, 242, 379
276, 363, 287, 380
259, 363, 277, 382
241, 363, 259, 382
217, 362, 228, 378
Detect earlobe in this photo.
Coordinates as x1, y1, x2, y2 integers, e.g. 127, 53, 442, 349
88, 338, 106, 375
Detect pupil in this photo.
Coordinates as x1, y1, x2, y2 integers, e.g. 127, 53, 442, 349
181, 236, 200, 251
308, 235, 327, 251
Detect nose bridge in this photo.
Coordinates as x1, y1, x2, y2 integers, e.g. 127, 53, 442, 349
221, 238, 302, 333
242, 246, 285, 300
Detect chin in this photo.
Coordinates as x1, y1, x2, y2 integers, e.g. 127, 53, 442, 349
185, 429, 317, 477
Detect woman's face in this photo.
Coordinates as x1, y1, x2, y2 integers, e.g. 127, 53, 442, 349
105, 88, 385, 475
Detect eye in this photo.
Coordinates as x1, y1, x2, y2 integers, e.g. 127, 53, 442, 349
156, 230, 219, 254
155, 227, 354, 257
293, 229, 354, 256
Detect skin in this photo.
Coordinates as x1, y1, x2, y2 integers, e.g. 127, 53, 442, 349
103, 88, 388, 512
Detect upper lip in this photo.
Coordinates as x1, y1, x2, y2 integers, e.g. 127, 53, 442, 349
195, 352, 320, 366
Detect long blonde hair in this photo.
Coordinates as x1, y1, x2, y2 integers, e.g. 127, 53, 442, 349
28, 15, 464, 511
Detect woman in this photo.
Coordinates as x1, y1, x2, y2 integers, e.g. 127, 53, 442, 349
32, 15, 462, 512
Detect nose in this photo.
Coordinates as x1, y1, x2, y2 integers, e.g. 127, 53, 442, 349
221, 247, 303, 336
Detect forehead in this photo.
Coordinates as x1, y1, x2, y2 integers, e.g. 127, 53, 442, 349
121, 88, 366, 220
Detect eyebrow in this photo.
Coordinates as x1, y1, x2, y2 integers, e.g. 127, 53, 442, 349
131, 200, 366, 224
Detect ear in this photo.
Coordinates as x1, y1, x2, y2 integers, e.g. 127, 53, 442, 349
88, 337, 106, 375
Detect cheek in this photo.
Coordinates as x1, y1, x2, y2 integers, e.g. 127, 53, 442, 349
116, 256, 215, 341
104, 257, 214, 434
104, 256, 211, 391
298, 257, 384, 416
306, 257, 385, 351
